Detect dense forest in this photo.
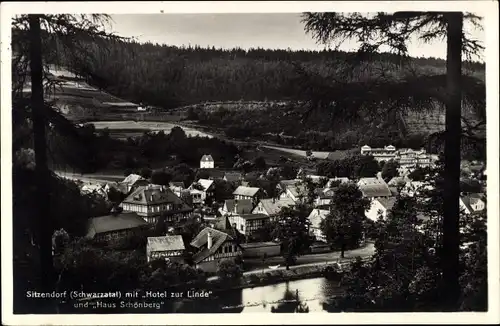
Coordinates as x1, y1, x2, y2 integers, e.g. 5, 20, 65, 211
47, 37, 485, 109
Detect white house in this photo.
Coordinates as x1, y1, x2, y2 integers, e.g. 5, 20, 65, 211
200, 154, 215, 169
279, 183, 308, 203
188, 179, 215, 205
460, 194, 486, 214
308, 209, 330, 242
365, 197, 397, 222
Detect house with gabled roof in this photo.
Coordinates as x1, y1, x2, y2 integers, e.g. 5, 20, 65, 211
120, 173, 151, 193
146, 235, 186, 263
460, 193, 486, 215
219, 199, 254, 216
188, 178, 215, 205
365, 197, 397, 221
232, 186, 263, 206
252, 197, 295, 219
86, 211, 148, 242
200, 154, 215, 169
120, 184, 193, 224
279, 183, 308, 204
190, 227, 243, 272
326, 177, 350, 188
229, 213, 271, 236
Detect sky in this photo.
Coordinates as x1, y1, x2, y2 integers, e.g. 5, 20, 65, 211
109, 13, 485, 60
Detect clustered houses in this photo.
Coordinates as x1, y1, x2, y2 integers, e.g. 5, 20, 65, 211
360, 145, 437, 169
83, 152, 485, 273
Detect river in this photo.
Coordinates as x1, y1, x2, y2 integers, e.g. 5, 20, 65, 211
60, 277, 344, 314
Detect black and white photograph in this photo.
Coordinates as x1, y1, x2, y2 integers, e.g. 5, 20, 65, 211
1, 1, 499, 324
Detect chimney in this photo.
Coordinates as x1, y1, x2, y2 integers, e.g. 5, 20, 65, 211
234, 202, 238, 214
207, 231, 213, 249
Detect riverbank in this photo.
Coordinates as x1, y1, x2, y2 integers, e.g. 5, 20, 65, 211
206, 257, 368, 293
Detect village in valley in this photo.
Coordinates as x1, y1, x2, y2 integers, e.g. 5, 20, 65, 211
9, 10, 491, 315
72, 141, 486, 276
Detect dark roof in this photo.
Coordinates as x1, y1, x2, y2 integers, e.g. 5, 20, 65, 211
213, 216, 240, 238
460, 194, 485, 213
201, 154, 214, 162
147, 235, 185, 253
86, 212, 147, 238
239, 213, 270, 221
198, 169, 225, 179
123, 184, 185, 206
190, 227, 234, 263
214, 215, 232, 231
279, 179, 301, 188
224, 199, 254, 214
224, 172, 243, 182
169, 181, 185, 188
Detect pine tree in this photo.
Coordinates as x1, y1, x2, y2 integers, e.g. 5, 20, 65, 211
301, 11, 485, 311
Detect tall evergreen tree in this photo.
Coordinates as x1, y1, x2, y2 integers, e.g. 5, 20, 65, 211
301, 11, 485, 310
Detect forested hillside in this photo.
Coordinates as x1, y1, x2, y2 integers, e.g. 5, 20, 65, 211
49, 38, 485, 109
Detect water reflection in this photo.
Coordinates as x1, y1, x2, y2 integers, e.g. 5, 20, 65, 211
58, 277, 344, 313
269, 283, 309, 313
237, 277, 343, 313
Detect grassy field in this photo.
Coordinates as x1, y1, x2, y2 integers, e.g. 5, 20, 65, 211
88, 120, 213, 139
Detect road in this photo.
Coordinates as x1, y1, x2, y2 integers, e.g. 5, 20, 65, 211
207, 242, 375, 282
